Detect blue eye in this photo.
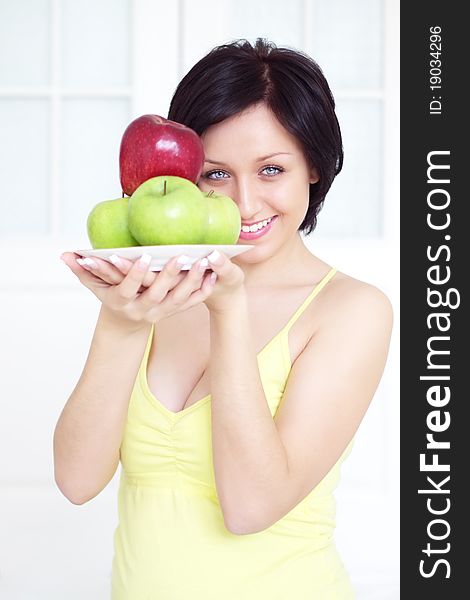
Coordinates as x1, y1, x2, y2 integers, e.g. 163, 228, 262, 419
204, 170, 227, 180
202, 165, 284, 180
263, 165, 283, 176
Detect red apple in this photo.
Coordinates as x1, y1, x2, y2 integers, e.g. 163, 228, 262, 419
119, 114, 205, 196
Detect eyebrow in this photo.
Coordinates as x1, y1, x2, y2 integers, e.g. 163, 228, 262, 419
205, 152, 293, 165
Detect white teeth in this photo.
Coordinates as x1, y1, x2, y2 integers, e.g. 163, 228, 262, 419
241, 216, 273, 233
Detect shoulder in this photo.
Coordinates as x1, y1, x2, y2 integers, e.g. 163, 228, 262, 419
317, 269, 394, 330
295, 270, 395, 385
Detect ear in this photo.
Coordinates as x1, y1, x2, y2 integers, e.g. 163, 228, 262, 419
309, 167, 320, 185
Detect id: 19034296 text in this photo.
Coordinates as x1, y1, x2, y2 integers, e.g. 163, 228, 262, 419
429, 26, 443, 115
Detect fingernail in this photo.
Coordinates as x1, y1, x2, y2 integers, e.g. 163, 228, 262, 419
77, 257, 97, 269
210, 272, 217, 284
138, 253, 152, 270
207, 250, 221, 264
108, 254, 123, 267
60, 253, 67, 262
198, 258, 209, 271
177, 254, 191, 265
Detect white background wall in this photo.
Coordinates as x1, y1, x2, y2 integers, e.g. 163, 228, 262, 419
0, 1, 400, 598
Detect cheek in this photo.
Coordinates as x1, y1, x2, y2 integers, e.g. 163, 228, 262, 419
196, 180, 209, 192
269, 179, 309, 213
197, 179, 232, 195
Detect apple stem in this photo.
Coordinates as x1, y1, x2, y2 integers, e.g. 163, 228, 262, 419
208, 190, 214, 197
164, 180, 167, 195
122, 191, 125, 198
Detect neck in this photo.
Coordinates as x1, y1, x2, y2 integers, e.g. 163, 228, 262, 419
234, 232, 312, 288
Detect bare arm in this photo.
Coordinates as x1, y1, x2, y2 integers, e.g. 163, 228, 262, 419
204, 252, 393, 535
54, 252, 216, 505
209, 290, 289, 532
53, 306, 151, 504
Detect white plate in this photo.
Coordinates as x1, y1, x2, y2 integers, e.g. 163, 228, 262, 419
75, 244, 254, 271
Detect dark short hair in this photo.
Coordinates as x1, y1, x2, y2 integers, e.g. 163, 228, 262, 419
168, 38, 343, 235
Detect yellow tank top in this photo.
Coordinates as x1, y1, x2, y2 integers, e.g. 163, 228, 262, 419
111, 266, 355, 599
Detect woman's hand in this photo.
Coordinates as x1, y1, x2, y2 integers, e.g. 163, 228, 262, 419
60, 251, 217, 325
61, 252, 159, 292
204, 250, 246, 313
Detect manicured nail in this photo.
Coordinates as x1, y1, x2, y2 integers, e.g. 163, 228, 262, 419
207, 250, 221, 264
108, 254, 123, 268
198, 258, 209, 272
77, 257, 97, 269
177, 254, 191, 265
138, 253, 152, 270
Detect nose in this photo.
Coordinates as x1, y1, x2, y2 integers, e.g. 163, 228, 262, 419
231, 178, 264, 221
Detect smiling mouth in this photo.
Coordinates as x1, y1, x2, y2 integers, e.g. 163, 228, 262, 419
240, 216, 275, 233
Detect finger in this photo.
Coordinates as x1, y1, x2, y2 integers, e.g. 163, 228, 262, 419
61, 252, 103, 282
134, 255, 187, 309
168, 257, 209, 305
75, 255, 127, 285
206, 250, 241, 286
60, 251, 79, 266
136, 271, 186, 295
206, 250, 227, 276
172, 269, 218, 314
112, 253, 154, 303
145, 267, 216, 322
61, 251, 89, 271
108, 254, 156, 288
61, 251, 118, 283
187, 269, 217, 303
60, 254, 114, 306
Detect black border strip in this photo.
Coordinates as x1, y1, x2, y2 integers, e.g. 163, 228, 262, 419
400, 2, 466, 596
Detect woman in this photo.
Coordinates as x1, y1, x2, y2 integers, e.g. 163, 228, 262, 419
55, 38, 393, 599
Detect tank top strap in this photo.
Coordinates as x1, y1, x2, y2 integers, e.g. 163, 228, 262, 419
282, 266, 337, 333
142, 323, 155, 367
140, 268, 336, 367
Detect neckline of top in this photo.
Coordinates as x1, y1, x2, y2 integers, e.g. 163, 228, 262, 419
141, 266, 337, 419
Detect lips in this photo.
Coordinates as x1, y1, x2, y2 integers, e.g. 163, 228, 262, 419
241, 216, 274, 231
238, 215, 278, 241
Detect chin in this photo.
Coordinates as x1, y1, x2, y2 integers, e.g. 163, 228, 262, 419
233, 241, 274, 265
234, 252, 258, 265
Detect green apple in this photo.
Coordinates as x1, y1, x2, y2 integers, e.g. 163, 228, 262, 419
201, 190, 241, 244
87, 196, 138, 249
128, 175, 209, 245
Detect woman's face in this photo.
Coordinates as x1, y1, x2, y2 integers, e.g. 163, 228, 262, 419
198, 102, 319, 263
